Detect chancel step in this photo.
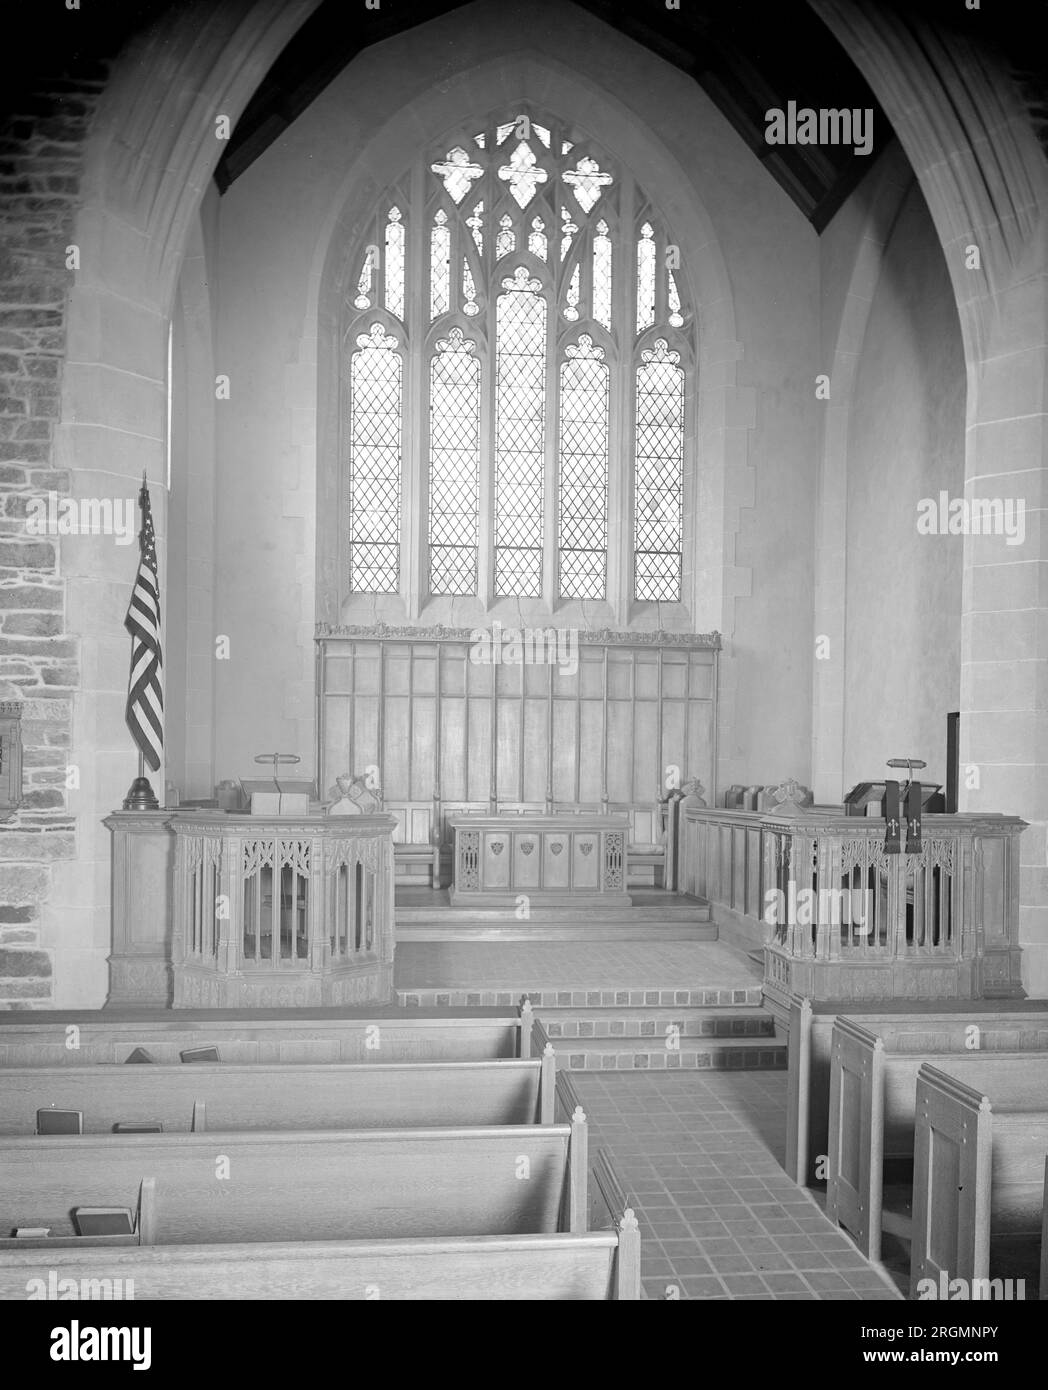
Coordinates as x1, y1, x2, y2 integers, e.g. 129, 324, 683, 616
398, 984, 763, 1009
396, 888, 715, 942
549, 1032, 788, 1073
540, 1005, 777, 1040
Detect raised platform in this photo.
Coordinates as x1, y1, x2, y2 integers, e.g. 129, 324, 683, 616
393, 939, 761, 1006
395, 886, 715, 942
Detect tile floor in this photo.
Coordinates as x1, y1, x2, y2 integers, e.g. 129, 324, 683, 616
571, 1070, 903, 1301
395, 940, 760, 992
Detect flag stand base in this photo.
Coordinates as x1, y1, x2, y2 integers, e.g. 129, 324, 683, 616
123, 776, 159, 811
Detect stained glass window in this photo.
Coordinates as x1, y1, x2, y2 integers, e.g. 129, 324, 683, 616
529, 217, 548, 261
344, 111, 692, 607
563, 156, 613, 213
668, 270, 684, 328
431, 146, 483, 203
636, 222, 656, 334
564, 263, 580, 322
558, 336, 609, 599
467, 202, 484, 253
385, 208, 405, 320
462, 260, 479, 317
560, 208, 578, 262
348, 324, 402, 593
593, 220, 612, 330
430, 210, 451, 319
496, 214, 515, 260
634, 340, 684, 602
498, 142, 548, 208
494, 268, 546, 597
429, 328, 481, 595
354, 246, 373, 310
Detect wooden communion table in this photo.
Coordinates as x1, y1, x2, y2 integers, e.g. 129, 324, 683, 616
448, 812, 630, 907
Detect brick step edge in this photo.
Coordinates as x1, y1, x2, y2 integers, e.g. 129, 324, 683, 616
559, 1044, 788, 1071
396, 985, 766, 1009
546, 1018, 776, 1039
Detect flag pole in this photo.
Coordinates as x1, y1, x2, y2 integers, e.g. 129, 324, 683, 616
123, 745, 160, 811
122, 471, 161, 811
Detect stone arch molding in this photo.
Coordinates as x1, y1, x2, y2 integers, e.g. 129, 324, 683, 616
309, 48, 744, 638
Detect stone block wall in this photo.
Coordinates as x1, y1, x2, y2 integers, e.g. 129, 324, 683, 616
0, 77, 102, 1005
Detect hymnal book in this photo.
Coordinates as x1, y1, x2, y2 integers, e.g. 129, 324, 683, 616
36, 1108, 83, 1135
124, 1047, 156, 1064
15, 1228, 50, 1239
73, 1208, 135, 1237
113, 1121, 163, 1133
180, 1046, 220, 1064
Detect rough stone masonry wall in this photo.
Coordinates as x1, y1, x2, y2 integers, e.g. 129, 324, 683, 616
0, 79, 101, 1006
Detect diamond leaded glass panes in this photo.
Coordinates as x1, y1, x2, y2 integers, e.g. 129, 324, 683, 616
563, 155, 613, 213
429, 328, 481, 595
494, 268, 546, 597
385, 208, 405, 320
345, 111, 693, 605
430, 210, 451, 319
348, 324, 402, 593
431, 146, 483, 203
634, 340, 684, 602
558, 336, 609, 600
593, 220, 612, 330
529, 218, 548, 261
498, 142, 548, 208
496, 214, 515, 260
637, 222, 656, 334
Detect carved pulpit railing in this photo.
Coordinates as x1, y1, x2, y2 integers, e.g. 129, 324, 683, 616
678, 801, 1026, 1007
170, 812, 396, 1008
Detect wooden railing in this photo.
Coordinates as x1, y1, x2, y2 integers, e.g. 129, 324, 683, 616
678, 806, 1026, 1007
170, 812, 396, 1009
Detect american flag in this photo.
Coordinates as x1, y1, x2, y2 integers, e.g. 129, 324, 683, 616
124, 475, 163, 772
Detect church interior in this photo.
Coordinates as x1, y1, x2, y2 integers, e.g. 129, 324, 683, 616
2, 0, 1048, 1312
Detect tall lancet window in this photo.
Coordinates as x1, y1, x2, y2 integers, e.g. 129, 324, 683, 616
342, 111, 694, 605
347, 323, 403, 593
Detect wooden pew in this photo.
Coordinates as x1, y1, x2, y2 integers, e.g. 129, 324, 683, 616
0, 1151, 640, 1299
786, 995, 1048, 1186
910, 1061, 1048, 1298
0, 1053, 556, 1135
827, 1017, 1048, 1259
0, 1120, 588, 1246
0, 1004, 531, 1068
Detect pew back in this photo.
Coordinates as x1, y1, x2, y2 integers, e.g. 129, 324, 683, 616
0, 1125, 577, 1245
0, 1008, 525, 1068
1, 1058, 547, 1135
0, 1232, 631, 1300
910, 1063, 1048, 1295
828, 1019, 1048, 1260
786, 996, 1048, 1185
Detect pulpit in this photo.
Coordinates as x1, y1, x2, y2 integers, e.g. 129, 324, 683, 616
448, 812, 629, 907
170, 811, 396, 1008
